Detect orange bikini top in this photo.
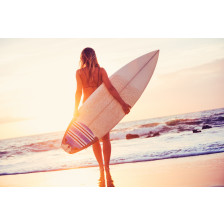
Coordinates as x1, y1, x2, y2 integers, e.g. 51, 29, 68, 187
81, 67, 102, 88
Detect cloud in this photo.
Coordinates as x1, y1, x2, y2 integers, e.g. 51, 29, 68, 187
133, 57, 224, 120
158, 58, 224, 80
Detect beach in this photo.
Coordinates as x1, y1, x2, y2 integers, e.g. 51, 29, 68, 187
1, 152, 223, 187
1, 108, 224, 187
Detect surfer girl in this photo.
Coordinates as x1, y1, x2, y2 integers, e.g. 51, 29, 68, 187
74, 47, 131, 186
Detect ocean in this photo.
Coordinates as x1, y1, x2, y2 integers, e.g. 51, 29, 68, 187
0, 107, 224, 176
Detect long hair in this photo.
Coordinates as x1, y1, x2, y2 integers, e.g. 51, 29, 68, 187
80, 48, 100, 82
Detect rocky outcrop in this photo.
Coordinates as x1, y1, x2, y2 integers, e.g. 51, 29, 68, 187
146, 132, 160, 138
193, 129, 201, 133
217, 116, 224, 121
202, 125, 212, 129
126, 134, 139, 140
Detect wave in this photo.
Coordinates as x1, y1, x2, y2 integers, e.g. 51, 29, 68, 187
165, 118, 203, 126
0, 139, 61, 159
1, 113, 224, 158
0, 108, 224, 176
110, 114, 224, 140
1, 108, 224, 163
26, 139, 61, 152
1, 142, 224, 176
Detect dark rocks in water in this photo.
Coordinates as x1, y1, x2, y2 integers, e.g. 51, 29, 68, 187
152, 132, 160, 137
217, 116, 224, 121
139, 123, 159, 128
193, 129, 201, 133
166, 119, 186, 126
202, 125, 212, 129
166, 118, 202, 126
126, 134, 139, 140
146, 131, 160, 138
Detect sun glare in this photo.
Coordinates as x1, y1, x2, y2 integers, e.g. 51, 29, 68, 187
0, 38, 224, 139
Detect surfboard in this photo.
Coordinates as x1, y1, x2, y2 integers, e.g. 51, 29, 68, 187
61, 50, 159, 154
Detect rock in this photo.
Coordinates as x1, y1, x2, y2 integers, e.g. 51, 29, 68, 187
202, 125, 212, 129
217, 116, 224, 121
193, 129, 201, 133
126, 134, 139, 140
146, 131, 160, 138
152, 132, 160, 137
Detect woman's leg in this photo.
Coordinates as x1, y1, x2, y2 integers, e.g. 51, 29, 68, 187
92, 140, 104, 171
102, 133, 111, 171
102, 133, 114, 186
92, 141, 105, 187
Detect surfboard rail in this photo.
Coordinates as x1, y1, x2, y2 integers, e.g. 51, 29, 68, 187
61, 50, 160, 154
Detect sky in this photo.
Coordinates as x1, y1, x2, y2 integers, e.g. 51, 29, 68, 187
0, 38, 224, 139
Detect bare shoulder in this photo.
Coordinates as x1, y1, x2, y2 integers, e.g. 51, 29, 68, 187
76, 69, 82, 80
76, 68, 82, 74
100, 67, 106, 72
76, 68, 84, 76
100, 67, 107, 76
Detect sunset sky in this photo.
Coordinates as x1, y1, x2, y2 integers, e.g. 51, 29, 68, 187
0, 38, 224, 139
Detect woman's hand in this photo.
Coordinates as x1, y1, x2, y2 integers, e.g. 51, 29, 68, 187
121, 103, 131, 114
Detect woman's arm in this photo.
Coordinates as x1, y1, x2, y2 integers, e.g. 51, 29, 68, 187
74, 70, 82, 117
101, 68, 131, 114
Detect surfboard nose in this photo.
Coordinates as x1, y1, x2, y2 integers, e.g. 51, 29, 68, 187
155, 50, 160, 58
144, 50, 159, 59
153, 50, 160, 56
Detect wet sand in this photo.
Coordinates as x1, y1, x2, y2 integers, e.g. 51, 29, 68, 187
0, 152, 224, 187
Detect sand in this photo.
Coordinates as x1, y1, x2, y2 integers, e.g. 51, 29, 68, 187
0, 152, 224, 187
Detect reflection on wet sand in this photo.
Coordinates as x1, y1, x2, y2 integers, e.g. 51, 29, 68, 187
98, 177, 106, 187
107, 178, 115, 187
98, 172, 115, 187
106, 171, 115, 187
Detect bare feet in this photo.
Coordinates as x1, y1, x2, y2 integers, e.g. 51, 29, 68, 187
98, 166, 115, 187
98, 168, 105, 187
105, 167, 115, 187
98, 177, 105, 187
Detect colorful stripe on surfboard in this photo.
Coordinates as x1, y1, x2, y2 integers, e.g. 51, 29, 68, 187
61, 121, 97, 154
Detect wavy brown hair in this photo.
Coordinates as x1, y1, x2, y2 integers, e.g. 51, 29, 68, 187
80, 47, 100, 82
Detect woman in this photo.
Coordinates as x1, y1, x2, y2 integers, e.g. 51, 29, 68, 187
74, 47, 131, 187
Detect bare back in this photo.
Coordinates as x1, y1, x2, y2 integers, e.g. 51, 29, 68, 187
78, 67, 102, 102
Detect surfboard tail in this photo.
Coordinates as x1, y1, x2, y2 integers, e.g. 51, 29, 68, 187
61, 121, 98, 154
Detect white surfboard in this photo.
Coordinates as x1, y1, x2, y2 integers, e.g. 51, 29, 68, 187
61, 50, 159, 154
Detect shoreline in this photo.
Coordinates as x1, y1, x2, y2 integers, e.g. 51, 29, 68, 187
0, 152, 224, 187
1, 151, 224, 177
